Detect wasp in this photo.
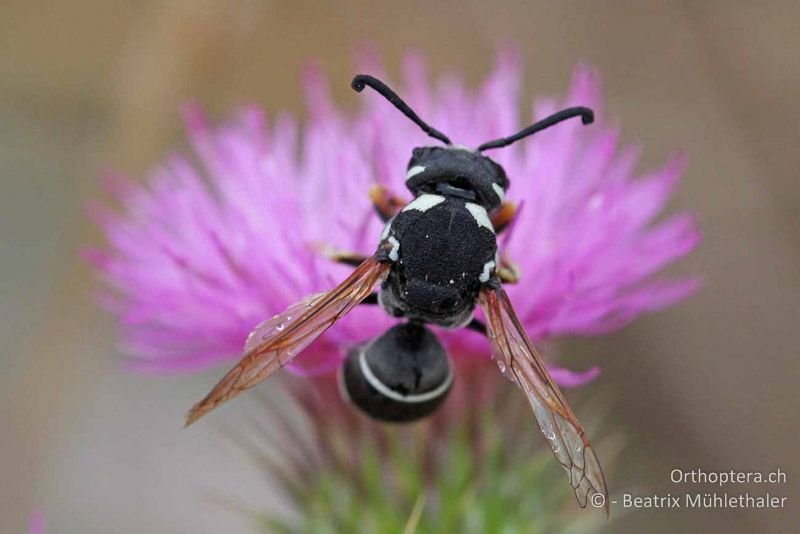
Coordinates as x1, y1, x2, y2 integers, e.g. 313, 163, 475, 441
186, 74, 608, 510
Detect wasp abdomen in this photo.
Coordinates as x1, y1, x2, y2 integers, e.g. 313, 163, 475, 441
340, 322, 452, 423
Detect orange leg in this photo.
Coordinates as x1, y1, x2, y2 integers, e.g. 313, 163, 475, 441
369, 184, 407, 222
497, 253, 520, 284
321, 248, 369, 267
491, 201, 518, 234
315, 185, 406, 267
491, 202, 521, 283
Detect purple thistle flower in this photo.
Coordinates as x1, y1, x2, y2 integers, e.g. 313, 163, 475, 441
86, 49, 700, 387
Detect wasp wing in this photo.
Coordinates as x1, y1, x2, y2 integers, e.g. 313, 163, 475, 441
479, 285, 608, 512
185, 256, 390, 426
243, 292, 328, 353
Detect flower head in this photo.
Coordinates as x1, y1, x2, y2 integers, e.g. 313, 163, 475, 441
87, 50, 700, 385
233, 357, 615, 532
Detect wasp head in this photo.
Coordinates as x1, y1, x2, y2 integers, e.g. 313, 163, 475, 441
351, 74, 593, 213
405, 146, 508, 212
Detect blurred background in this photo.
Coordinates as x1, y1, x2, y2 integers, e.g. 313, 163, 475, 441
1, 1, 798, 532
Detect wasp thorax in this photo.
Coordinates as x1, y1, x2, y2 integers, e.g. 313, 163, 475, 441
340, 322, 452, 423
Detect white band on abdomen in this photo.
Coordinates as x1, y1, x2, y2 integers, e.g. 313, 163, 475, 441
358, 351, 453, 404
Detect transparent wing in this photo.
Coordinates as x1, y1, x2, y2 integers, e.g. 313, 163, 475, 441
479, 285, 608, 512
185, 256, 390, 426
243, 293, 327, 353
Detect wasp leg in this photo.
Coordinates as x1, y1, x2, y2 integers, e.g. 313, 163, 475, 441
324, 249, 370, 267
313, 243, 369, 267
497, 254, 521, 284
491, 201, 518, 234
369, 184, 407, 222
361, 293, 379, 305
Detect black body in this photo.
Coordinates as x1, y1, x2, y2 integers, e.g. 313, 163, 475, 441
342, 74, 594, 422
341, 322, 452, 422
374, 145, 506, 328
354, 146, 504, 421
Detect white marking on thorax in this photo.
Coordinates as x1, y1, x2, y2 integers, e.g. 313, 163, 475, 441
386, 236, 400, 261
492, 183, 506, 203
358, 350, 453, 404
380, 218, 393, 240
465, 202, 494, 232
479, 259, 496, 283
405, 165, 426, 181
402, 194, 446, 213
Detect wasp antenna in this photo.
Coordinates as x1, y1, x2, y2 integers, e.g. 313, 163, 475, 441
351, 74, 452, 145
477, 106, 594, 152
